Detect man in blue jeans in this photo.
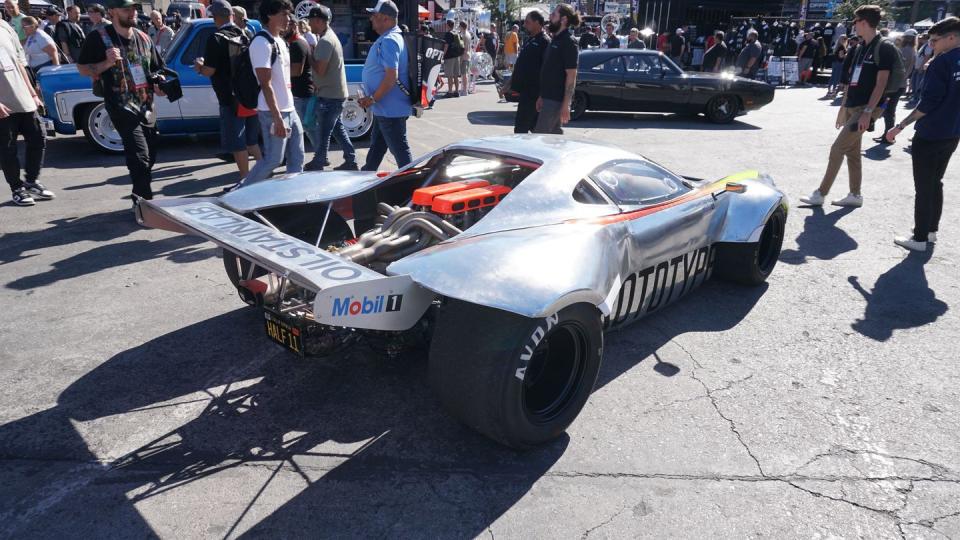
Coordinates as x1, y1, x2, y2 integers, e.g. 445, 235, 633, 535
357, 0, 411, 172
241, 0, 304, 187
305, 6, 357, 171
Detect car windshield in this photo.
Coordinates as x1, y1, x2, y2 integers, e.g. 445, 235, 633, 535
592, 160, 688, 206
167, 4, 192, 17
163, 21, 193, 63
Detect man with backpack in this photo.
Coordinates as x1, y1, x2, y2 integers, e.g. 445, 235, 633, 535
800, 5, 895, 209
193, 0, 262, 183
240, 0, 304, 186
874, 31, 908, 144
77, 0, 166, 206
441, 19, 462, 98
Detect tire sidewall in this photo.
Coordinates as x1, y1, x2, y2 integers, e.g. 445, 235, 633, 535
490, 304, 603, 447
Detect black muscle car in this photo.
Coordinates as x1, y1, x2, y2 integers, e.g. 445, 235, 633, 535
504, 49, 775, 124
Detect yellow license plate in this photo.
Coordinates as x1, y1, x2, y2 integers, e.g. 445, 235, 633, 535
263, 309, 304, 357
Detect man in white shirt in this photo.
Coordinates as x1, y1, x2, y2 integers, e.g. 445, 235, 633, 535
241, 0, 304, 186
0, 18, 55, 206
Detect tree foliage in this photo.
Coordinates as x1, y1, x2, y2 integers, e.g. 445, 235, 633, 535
831, 0, 900, 22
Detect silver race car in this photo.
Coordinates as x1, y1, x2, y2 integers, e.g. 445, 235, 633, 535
139, 135, 787, 449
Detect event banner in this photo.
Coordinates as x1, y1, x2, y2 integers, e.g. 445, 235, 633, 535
406, 34, 446, 107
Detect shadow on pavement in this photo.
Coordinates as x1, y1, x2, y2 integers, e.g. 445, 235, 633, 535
0, 308, 566, 537
0, 274, 768, 536
848, 249, 948, 342
5, 236, 213, 290
0, 210, 139, 265
780, 206, 857, 265
466, 110, 762, 130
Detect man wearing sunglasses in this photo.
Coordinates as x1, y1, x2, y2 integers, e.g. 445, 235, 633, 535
800, 5, 895, 209
885, 17, 960, 251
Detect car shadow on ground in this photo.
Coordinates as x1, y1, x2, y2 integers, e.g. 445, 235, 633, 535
848, 249, 948, 342
0, 208, 214, 289
779, 206, 858, 265
466, 110, 762, 130
0, 275, 767, 536
0, 210, 139, 264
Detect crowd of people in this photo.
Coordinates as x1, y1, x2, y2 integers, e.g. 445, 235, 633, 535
795, 7, 959, 253
1, 0, 413, 210
1, 0, 958, 253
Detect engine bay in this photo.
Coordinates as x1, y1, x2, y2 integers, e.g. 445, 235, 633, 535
324, 152, 538, 273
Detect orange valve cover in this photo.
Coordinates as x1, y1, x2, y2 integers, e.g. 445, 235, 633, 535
432, 185, 512, 214
411, 180, 490, 208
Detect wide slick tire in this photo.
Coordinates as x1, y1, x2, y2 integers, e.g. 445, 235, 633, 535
714, 206, 786, 285
429, 300, 603, 449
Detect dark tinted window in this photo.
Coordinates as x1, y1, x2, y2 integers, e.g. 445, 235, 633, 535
588, 56, 624, 74
179, 26, 215, 65
623, 54, 660, 74
592, 160, 688, 205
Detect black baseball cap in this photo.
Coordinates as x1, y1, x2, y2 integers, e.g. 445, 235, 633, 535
307, 5, 331, 20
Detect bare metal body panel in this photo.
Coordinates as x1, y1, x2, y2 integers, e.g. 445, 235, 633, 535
140, 136, 786, 329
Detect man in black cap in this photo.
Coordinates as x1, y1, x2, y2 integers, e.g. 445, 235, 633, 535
43, 7, 61, 38
77, 0, 166, 207
194, 0, 262, 183
358, 0, 411, 171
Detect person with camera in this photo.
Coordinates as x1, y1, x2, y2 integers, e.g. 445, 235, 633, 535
77, 0, 166, 205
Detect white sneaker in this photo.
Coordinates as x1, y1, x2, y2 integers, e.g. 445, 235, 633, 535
831, 193, 863, 207
894, 235, 927, 251
799, 190, 825, 206
928, 232, 937, 243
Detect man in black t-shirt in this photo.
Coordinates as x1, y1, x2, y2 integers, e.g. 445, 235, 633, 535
796, 32, 817, 82
702, 30, 727, 72
285, 14, 317, 162
668, 28, 685, 66
193, 0, 261, 182
578, 26, 600, 49
534, 3, 579, 134
511, 9, 548, 133
441, 20, 462, 97
55, 6, 85, 62
800, 5, 894, 209
77, 0, 165, 204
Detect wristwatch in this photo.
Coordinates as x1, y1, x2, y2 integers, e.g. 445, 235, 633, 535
863, 106, 874, 114
895, 123, 904, 130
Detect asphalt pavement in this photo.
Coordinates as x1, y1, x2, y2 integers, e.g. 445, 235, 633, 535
1, 81, 958, 539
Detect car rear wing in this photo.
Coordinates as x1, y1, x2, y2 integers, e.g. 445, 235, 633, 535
138, 199, 435, 331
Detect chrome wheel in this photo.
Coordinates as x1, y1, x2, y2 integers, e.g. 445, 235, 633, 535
84, 103, 124, 154
342, 98, 373, 139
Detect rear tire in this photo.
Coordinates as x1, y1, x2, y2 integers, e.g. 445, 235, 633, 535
429, 300, 603, 449
81, 102, 124, 154
571, 92, 587, 121
714, 206, 786, 285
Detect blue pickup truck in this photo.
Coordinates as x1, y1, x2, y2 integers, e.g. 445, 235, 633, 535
37, 19, 373, 154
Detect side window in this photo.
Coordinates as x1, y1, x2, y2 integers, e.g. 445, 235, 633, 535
589, 56, 623, 74
624, 54, 660, 75
592, 161, 689, 206
573, 179, 609, 205
179, 27, 215, 66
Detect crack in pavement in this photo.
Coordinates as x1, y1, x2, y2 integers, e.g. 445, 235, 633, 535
793, 448, 955, 480
657, 331, 765, 476
581, 504, 629, 539
783, 480, 907, 540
